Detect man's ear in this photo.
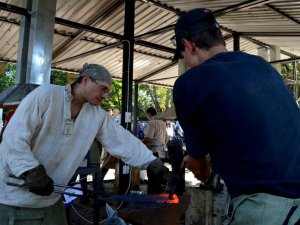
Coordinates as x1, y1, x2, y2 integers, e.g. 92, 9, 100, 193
82, 76, 89, 86
181, 39, 196, 55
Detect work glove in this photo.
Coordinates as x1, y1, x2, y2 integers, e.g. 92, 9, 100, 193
21, 165, 54, 196
147, 158, 168, 194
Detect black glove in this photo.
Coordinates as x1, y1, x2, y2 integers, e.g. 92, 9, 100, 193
21, 165, 54, 196
147, 158, 168, 194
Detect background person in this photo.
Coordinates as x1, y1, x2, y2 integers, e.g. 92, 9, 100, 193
165, 119, 176, 139
0, 63, 165, 225
142, 107, 169, 194
165, 119, 185, 196
143, 107, 168, 159
112, 107, 121, 124
172, 8, 300, 224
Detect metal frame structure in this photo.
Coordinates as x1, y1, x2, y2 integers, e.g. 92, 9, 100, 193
0, 0, 299, 87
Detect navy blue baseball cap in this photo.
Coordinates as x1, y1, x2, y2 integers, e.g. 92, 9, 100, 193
172, 8, 220, 60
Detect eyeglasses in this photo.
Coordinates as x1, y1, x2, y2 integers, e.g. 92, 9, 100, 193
90, 77, 110, 94
170, 35, 176, 47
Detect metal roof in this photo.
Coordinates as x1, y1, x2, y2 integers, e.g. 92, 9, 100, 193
0, 0, 300, 87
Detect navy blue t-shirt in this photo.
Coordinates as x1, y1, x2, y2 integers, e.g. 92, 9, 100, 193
173, 51, 300, 199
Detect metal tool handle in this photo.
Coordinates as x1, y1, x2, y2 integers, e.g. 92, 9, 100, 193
6, 181, 83, 197
8, 174, 101, 194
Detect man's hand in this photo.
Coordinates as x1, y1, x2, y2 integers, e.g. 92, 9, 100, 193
185, 155, 211, 182
22, 165, 54, 196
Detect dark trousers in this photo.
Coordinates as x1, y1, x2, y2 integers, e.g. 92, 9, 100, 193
147, 152, 164, 194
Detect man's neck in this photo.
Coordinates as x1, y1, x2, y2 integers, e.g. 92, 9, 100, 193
195, 45, 227, 66
71, 86, 86, 119
205, 45, 227, 59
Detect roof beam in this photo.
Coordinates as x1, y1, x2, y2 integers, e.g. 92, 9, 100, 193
52, 0, 125, 60
265, 4, 300, 26
0, 3, 125, 41
134, 0, 183, 40
270, 57, 300, 65
280, 50, 299, 59
144, 75, 178, 83
0, 2, 28, 16
214, 0, 277, 16
134, 0, 277, 42
135, 1, 277, 41
55, 17, 123, 39
135, 40, 175, 54
135, 24, 174, 40
241, 35, 299, 58
0, 17, 172, 62
136, 0, 182, 15
242, 32, 300, 37
52, 42, 123, 66
136, 61, 177, 82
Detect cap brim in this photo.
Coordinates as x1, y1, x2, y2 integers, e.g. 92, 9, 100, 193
172, 47, 183, 61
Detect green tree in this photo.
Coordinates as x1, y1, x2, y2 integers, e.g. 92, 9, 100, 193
281, 63, 293, 79
280, 62, 300, 102
101, 79, 122, 111
136, 83, 173, 120
0, 63, 16, 93
51, 70, 68, 85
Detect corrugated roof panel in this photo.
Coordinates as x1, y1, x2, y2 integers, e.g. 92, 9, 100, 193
92, 4, 125, 35
0, 0, 300, 87
158, 0, 246, 12
54, 40, 105, 62
133, 54, 172, 78
255, 36, 300, 56
0, 22, 18, 61
135, 1, 175, 33
56, 0, 124, 34
142, 64, 178, 87
218, 8, 299, 32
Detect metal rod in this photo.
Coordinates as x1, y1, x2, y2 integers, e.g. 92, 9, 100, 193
8, 174, 104, 195
6, 182, 83, 197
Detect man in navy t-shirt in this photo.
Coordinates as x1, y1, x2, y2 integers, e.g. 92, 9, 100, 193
172, 8, 300, 224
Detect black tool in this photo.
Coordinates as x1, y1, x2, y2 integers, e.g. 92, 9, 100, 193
6, 181, 84, 197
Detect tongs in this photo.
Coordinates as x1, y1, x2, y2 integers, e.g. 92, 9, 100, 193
7, 174, 85, 197
7, 174, 179, 205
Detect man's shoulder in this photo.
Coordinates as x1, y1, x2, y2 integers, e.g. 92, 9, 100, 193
19, 84, 63, 103
34, 84, 64, 94
152, 119, 166, 127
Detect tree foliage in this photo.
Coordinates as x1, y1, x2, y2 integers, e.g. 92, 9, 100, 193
0, 63, 16, 93
281, 63, 294, 79
280, 62, 300, 102
101, 79, 122, 111
136, 83, 173, 120
51, 70, 68, 85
